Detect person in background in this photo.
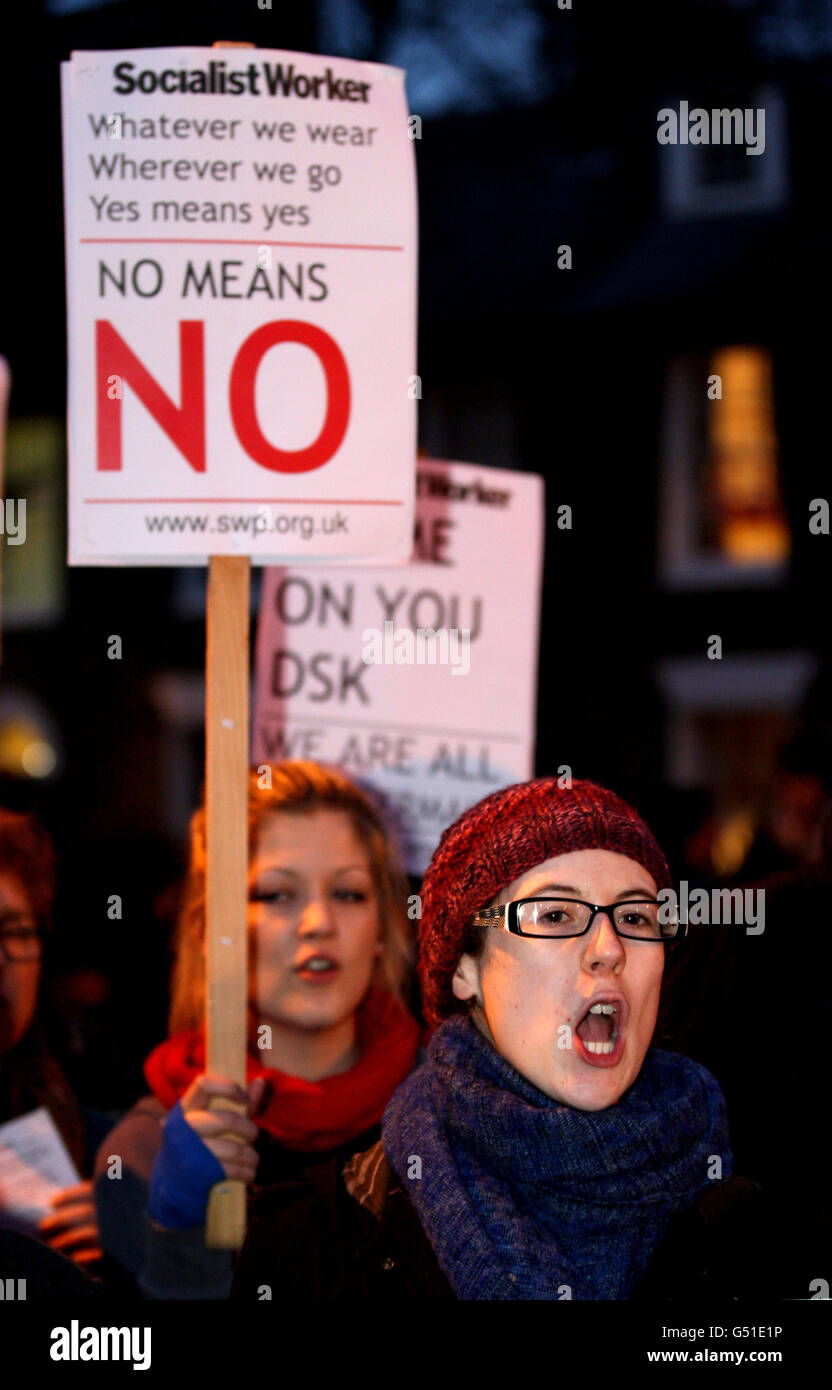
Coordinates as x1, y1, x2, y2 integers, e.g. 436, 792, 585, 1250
738, 731, 830, 880
0, 808, 104, 1269
94, 761, 420, 1298
232, 778, 798, 1301
666, 798, 832, 1286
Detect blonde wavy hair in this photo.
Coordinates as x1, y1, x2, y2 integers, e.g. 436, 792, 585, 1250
168, 761, 414, 1035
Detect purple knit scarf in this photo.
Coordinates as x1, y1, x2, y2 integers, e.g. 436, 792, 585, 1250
381, 1015, 731, 1300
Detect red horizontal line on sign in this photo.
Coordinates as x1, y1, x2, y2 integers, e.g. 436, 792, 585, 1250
261, 715, 526, 744
79, 238, 404, 250
83, 498, 404, 505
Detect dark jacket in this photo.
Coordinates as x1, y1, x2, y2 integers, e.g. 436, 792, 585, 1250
94, 1092, 381, 1299
231, 1139, 802, 1301
0, 1230, 103, 1299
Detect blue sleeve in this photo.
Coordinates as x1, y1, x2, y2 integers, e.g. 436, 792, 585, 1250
148, 1099, 226, 1230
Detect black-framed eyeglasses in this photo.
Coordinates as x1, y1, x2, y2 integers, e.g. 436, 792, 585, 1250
470, 898, 685, 942
0, 914, 43, 963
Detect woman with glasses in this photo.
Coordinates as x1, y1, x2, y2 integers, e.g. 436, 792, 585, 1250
0, 808, 104, 1271
233, 777, 778, 1300
93, 761, 420, 1298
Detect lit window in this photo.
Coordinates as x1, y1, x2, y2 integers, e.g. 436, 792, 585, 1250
658, 346, 791, 589
704, 346, 791, 566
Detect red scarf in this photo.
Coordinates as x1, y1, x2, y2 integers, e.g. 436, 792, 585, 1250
143, 987, 421, 1153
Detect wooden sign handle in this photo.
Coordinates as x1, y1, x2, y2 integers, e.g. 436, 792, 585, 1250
204, 554, 250, 1248
203, 36, 256, 1254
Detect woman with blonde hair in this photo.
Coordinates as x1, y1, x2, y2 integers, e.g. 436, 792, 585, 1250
94, 761, 419, 1298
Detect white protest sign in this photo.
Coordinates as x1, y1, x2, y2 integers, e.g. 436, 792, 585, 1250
252, 459, 544, 873
61, 46, 417, 565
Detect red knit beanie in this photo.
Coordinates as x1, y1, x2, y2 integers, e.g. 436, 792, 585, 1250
418, 777, 672, 1030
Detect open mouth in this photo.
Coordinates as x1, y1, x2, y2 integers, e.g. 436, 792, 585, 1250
295, 955, 340, 982
573, 995, 627, 1065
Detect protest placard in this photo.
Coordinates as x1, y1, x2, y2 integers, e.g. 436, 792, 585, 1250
252, 459, 544, 873
61, 45, 417, 565
61, 39, 418, 1248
